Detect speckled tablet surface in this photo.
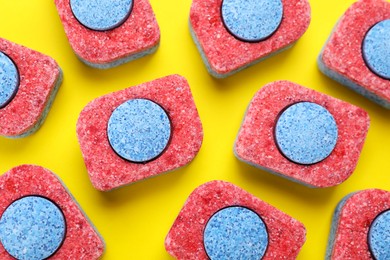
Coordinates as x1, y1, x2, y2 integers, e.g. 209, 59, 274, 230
0, 51, 19, 109
368, 209, 390, 259
0, 165, 105, 259
189, 0, 311, 77
362, 19, 390, 80
70, 0, 133, 31
55, 0, 160, 69
275, 102, 338, 165
234, 81, 370, 188
107, 98, 171, 163
203, 206, 269, 260
0, 196, 66, 260
221, 0, 283, 42
76, 75, 203, 191
0, 38, 62, 138
318, 0, 390, 108
165, 180, 306, 259
326, 189, 390, 259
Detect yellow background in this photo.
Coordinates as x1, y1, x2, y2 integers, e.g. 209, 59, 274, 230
0, 0, 389, 259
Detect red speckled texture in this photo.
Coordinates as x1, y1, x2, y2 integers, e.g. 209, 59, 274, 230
0, 38, 61, 137
77, 75, 203, 191
0, 165, 104, 260
320, 0, 390, 102
189, 0, 311, 76
234, 81, 370, 188
54, 0, 160, 65
330, 189, 390, 259
165, 180, 306, 259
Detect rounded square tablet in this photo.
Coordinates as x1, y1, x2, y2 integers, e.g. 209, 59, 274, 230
0, 165, 105, 259
189, 0, 311, 78
165, 180, 306, 259
318, 0, 390, 108
54, 0, 160, 69
326, 189, 390, 259
77, 75, 203, 191
234, 81, 370, 188
0, 38, 62, 138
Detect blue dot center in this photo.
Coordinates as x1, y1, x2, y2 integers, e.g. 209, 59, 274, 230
221, 0, 283, 42
362, 19, 390, 80
204, 206, 268, 260
0, 51, 19, 109
0, 196, 66, 260
274, 102, 338, 165
70, 0, 133, 31
107, 98, 171, 163
368, 209, 390, 260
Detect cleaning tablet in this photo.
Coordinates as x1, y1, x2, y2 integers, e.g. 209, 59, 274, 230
189, 0, 311, 78
234, 81, 370, 188
0, 165, 104, 259
77, 75, 203, 191
165, 180, 306, 259
318, 0, 390, 108
0, 38, 62, 138
55, 0, 160, 69
326, 189, 390, 259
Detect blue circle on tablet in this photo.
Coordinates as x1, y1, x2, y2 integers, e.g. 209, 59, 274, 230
362, 19, 390, 80
221, 0, 283, 42
0, 51, 19, 108
275, 102, 338, 165
368, 209, 390, 260
70, 0, 133, 31
204, 206, 268, 260
107, 98, 171, 163
0, 196, 66, 260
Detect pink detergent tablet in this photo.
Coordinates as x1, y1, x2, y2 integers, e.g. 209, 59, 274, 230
165, 180, 306, 259
77, 75, 203, 191
234, 81, 370, 188
318, 0, 390, 108
0, 38, 62, 138
189, 0, 311, 78
0, 165, 104, 259
54, 0, 160, 69
327, 189, 390, 259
